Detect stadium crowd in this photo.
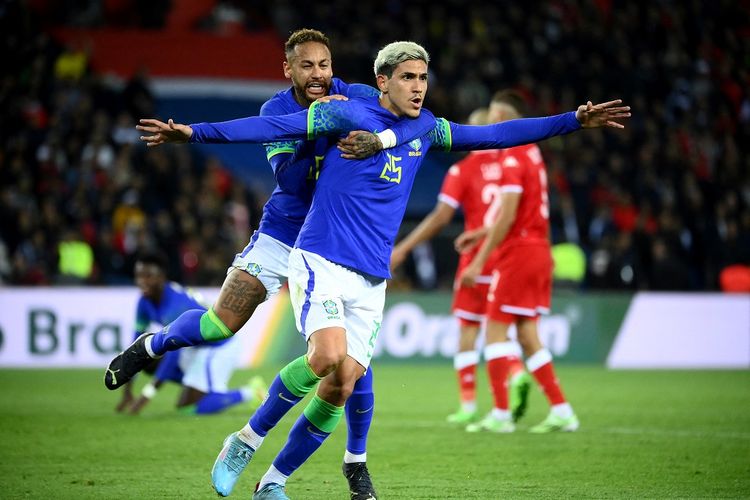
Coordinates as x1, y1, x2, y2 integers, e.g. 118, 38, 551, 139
1, 0, 748, 290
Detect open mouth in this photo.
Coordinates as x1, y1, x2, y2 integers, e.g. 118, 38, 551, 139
410, 96, 422, 107
307, 82, 327, 97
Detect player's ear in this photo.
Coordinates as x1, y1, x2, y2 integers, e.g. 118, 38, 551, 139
283, 61, 292, 79
376, 74, 388, 93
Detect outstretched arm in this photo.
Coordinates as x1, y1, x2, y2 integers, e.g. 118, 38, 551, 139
430, 99, 630, 152
137, 99, 367, 147
136, 113, 309, 146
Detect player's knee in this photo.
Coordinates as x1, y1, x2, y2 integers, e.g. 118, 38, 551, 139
317, 376, 355, 404
338, 379, 356, 401
307, 348, 347, 376
517, 327, 542, 355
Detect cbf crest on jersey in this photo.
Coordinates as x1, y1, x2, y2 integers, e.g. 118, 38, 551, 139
323, 299, 340, 318
246, 262, 262, 277
408, 138, 422, 157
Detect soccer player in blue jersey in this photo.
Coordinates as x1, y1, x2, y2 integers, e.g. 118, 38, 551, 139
115, 251, 266, 416
136, 42, 629, 499
105, 29, 434, 500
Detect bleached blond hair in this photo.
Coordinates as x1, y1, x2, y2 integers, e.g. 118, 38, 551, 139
373, 41, 430, 77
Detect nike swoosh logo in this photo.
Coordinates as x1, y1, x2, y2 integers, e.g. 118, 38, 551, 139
107, 368, 119, 385
355, 405, 374, 414
278, 392, 296, 404
307, 426, 327, 437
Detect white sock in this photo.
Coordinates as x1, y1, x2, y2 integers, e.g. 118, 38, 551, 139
259, 464, 289, 489
490, 408, 512, 421
461, 401, 477, 413
551, 402, 574, 419
344, 451, 367, 464
238, 423, 264, 450
144, 335, 159, 358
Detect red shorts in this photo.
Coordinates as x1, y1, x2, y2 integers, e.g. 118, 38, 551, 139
486, 243, 552, 323
451, 281, 490, 325
451, 252, 499, 326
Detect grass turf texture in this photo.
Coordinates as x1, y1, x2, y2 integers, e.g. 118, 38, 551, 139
1, 366, 748, 499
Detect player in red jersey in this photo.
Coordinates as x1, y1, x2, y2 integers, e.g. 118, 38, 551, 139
391, 103, 531, 428
460, 90, 579, 433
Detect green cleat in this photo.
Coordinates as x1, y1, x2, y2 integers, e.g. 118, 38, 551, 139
446, 408, 478, 425
509, 371, 532, 422
529, 412, 580, 433
465, 414, 515, 433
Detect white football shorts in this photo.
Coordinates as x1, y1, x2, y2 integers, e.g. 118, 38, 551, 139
229, 231, 292, 300
288, 248, 386, 370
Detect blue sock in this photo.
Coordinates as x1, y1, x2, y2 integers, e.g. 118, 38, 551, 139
345, 369, 374, 455
249, 375, 303, 436
272, 415, 330, 476
194, 391, 243, 415
150, 309, 206, 354
272, 396, 343, 476
150, 308, 234, 355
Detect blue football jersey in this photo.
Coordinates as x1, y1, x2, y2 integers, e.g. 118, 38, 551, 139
256, 78, 374, 246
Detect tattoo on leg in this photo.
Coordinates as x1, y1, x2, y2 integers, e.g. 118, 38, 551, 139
219, 275, 265, 319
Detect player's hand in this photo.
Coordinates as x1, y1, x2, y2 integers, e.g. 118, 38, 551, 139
115, 390, 134, 413
459, 263, 481, 287
137, 118, 193, 147
315, 94, 348, 104
390, 247, 408, 272
454, 229, 485, 254
337, 131, 383, 159
575, 99, 631, 129
127, 396, 150, 415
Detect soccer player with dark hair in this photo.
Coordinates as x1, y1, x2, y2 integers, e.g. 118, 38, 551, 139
116, 250, 266, 416
106, 28, 435, 500
134, 41, 628, 498
459, 89, 580, 433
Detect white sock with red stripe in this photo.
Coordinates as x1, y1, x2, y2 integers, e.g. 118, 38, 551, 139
526, 348, 573, 417
454, 350, 479, 412
484, 341, 522, 412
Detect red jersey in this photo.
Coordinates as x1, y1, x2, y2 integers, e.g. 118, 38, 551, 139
496, 143, 550, 249
439, 150, 504, 278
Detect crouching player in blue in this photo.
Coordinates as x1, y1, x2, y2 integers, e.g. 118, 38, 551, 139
106, 29, 436, 500
115, 251, 267, 416
137, 40, 629, 499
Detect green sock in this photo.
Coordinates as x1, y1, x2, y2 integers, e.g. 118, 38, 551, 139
199, 308, 233, 341
279, 355, 322, 397
303, 394, 344, 433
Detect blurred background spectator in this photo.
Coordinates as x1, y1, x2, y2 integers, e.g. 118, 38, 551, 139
1, 0, 748, 291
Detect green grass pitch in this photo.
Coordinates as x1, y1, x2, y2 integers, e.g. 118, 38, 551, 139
1, 365, 748, 499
